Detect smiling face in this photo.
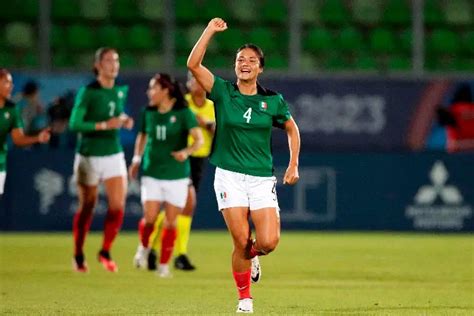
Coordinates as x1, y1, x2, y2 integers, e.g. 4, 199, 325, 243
147, 78, 168, 106
0, 72, 13, 101
95, 50, 120, 80
234, 48, 263, 82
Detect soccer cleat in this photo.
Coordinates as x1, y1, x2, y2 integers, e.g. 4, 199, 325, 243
236, 298, 253, 313
73, 254, 88, 273
156, 264, 172, 278
250, 256, 261, 283
133, 244, 150, 269
98, 250, 118, 272
174, 254, 196, 271
147, 249, 157, 271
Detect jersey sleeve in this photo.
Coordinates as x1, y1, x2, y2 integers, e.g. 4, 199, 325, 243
69, 87, 96, 132
273, 95, 292, 129
208, 75, 228, 105
11, 106, 24, 130
138, 108, 148, 133
184, 108, 199, 131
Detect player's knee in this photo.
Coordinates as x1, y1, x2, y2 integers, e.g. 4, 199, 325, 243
234, 236, 252, 251
258, 237, 279, 254
80, 198, 96, 212
108, 200, 125, 211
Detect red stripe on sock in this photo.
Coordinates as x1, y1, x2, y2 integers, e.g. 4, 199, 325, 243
160, 228, 177, 264
233, 270, 251, 299
102, 209, 124, 252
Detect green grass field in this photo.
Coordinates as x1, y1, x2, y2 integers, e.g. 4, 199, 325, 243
0, 231, 472, 315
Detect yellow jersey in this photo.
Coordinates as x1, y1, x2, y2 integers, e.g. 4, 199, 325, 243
186, 93, 215, 158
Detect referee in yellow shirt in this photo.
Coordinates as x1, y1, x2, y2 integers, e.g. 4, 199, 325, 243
148, 72, 215, 270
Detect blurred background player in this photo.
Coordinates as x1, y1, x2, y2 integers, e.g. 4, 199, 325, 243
129, 73, 203, 278
69, 47, 134, 273
0, 69, 50, 196
146, 71, 215, 271
187, 19, 301, 313
436, 84, 474, 152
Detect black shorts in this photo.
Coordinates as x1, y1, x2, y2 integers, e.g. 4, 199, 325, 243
190, 156, 207, 193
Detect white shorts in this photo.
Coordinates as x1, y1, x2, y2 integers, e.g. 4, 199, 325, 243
213, 167, 279, 211
73, 152, 127, 186
0, 171, 5, 195
141, 176, 189, 208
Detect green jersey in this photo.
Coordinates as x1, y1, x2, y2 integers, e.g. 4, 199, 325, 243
69, 80, 128, 156
139, 106, 198, 180
0, 101, 24, 171
209, 76, 291, 177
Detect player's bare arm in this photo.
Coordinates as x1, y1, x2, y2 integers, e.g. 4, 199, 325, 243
187, 18, 227, 93
129, 132, 147, 179
11, 127, 50, 146
171, 127, 204, 162
283, 118, 300, 185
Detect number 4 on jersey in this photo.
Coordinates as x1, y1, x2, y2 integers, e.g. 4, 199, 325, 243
243, 107, 252, 123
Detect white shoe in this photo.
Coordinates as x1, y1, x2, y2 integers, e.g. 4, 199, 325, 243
236, 298, 253, 313
251, 256, 261, 283
157, 264, 172, 278
133, 244, 149, 269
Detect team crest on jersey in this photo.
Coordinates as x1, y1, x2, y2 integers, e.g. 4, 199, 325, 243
4, 112, 10, 119
260, 101, 268, 111
118, 91, 124, 98
170, 115, 176, 123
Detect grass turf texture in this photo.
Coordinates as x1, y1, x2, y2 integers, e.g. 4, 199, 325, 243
0, 232, 472, 315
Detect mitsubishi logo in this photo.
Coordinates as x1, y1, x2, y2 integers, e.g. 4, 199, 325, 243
406, 160, 472, 230
414, 161, 463, 205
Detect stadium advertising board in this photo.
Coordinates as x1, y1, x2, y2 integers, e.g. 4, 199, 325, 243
1, 149, 472, 232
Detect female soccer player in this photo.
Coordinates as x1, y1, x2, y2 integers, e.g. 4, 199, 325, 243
69, 48, 134, 273
187, 18, 301, 313
145, 71, 215, 271
0, 69, 50, 196
129, 73, 203, 278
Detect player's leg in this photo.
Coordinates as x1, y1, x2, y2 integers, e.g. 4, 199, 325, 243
157, 178, 188, 277
73, 183, 98, 272
174, 184, 196, 270
135, 200, 161, 269
98, 153, 127, 272
72, 154, 99, 273
222, 207, 253, 312
246, 175, 280, 284
214, 167, 254, 311
249, 207, 280, 284
148, 209, 165, 252
99, 175, 126, 272
174, 157, 206, 269
157, 203, 180, 277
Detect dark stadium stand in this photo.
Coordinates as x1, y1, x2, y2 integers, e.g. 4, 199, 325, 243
0, 0, 472, 72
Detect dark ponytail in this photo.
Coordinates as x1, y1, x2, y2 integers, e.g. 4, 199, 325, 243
152, 73, 187, 110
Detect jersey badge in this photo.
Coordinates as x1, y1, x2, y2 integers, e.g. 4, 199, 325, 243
118, 91, 124, 98
170, 115, 176, 123
220, 191, 227, 200
260, 101, 268, 111
4, 112, 10, 119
